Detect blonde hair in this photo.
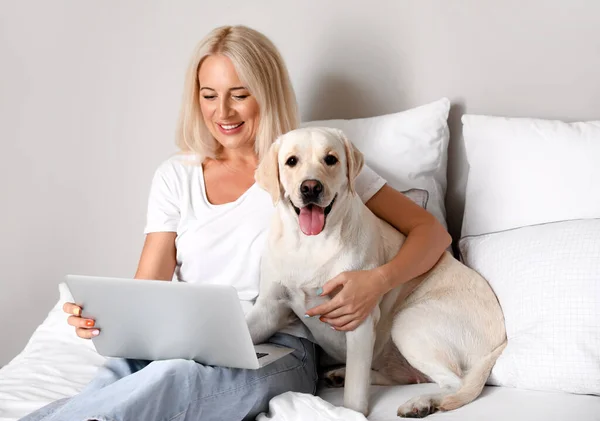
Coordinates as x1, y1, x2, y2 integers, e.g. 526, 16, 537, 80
175, 25, 299, 161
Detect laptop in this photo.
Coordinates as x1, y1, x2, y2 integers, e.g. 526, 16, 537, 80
64, 275, 294, 370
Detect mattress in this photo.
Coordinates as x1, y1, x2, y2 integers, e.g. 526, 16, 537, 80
318, 384, 600, 421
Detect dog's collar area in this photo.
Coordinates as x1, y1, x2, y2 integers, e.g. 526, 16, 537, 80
290, 195, 336, 216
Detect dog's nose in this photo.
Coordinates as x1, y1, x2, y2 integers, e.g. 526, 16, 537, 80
300, 179, 323, 201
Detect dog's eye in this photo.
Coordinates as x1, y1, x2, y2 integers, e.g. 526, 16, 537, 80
285, 156, 298, 167
324, 155, 338, 166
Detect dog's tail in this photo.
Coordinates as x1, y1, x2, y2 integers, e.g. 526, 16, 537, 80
439, 339, 507, 411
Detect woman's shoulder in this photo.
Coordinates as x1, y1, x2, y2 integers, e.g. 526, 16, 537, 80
153, 152, 202, 178
147, 152, 205, 199
355, 164, 387, 203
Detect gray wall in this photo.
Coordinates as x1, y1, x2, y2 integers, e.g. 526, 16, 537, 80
1, 0, 599, 365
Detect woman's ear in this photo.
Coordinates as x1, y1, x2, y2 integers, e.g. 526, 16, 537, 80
338, 130, 364, 194
255, 142, 282, 204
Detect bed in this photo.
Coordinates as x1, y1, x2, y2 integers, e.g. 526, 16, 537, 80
2, 99, 599, 420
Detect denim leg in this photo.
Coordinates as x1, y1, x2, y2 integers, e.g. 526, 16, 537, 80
82, 359, 151, 391
19, 333, 318, 421
180, 333, 318, 421
19, 359, 151, 421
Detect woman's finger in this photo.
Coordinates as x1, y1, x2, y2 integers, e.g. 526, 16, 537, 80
334, 318, 363, 332
75, 327, 100, 339
319, 275, 348, 296
63, 302, 99, 339
319, 305, 353, 320
322, 312, 359, 328
62, 302, 81, 316
305, 296, 343, 318
67, 315, 96, 328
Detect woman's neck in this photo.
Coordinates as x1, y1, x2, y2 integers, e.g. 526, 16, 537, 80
216, 147, 259, 171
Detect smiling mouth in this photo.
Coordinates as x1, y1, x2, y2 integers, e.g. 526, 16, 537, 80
291, 195, 336, 236
218, 122, 244, 131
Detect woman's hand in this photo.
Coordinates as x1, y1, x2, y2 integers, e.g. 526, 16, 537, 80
63, 302, 100, 339
304, 269, 388, 331
60, 233, 176, 341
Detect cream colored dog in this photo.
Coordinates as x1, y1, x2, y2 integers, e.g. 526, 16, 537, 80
245, 127, 507, 418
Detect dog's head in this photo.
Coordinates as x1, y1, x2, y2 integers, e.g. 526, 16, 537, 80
255, 127, 364, 236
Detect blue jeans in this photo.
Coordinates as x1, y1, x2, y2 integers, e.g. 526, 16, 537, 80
20, 333, 318, 421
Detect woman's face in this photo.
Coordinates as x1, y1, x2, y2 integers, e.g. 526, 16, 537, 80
198, 54, 260, 155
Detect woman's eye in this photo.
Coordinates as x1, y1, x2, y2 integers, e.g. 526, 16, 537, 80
202, 95, 216, 100
324, 155, 338, 166
233, 95, 249, 100
286, 156, 298, 167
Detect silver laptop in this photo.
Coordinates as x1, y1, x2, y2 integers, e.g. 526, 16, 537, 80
64, 275, 294, 370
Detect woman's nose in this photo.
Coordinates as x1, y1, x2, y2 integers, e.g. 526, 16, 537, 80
217, 98, 233, 119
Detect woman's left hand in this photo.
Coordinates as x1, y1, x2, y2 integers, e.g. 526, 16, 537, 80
304, 269, 388, 331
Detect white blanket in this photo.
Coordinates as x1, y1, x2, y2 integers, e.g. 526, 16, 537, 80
256, 392, 367, 421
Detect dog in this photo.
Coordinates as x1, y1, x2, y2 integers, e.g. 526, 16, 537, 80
245, 127, 507, 418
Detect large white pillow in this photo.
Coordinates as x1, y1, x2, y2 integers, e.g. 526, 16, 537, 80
461, 114, 600, 237
459, 219, 600, 395
0, 283, 106, 420
303, 98, 451, 228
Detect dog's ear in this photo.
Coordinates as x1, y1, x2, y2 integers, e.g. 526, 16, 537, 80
338, 130, 364, 194
255, 141, 282, 204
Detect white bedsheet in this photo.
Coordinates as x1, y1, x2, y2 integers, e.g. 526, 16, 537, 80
316, 385, 600, 421
0, 284, 106, 421
258, 386, 600, 421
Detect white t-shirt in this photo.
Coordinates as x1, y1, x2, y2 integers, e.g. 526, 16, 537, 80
143, 152, 387, 315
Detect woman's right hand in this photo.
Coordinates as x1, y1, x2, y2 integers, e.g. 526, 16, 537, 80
63, 302, 100, 339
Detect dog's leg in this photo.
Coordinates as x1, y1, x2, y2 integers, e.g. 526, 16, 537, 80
390, 308, 462, 418
246, 283, 294, 345
391, 308, 505, 418
343, 308, 379, 416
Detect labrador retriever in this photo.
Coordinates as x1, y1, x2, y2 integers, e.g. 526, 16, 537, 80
245, 127, 506, 418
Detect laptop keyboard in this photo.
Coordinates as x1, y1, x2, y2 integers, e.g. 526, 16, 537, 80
256, 352, 268, 359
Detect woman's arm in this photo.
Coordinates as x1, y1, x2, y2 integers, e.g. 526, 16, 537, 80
366, 184, 452, 292
305, 184, 452, 331
134, 232, 178, 281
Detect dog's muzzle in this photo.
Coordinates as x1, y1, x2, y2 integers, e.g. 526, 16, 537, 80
300, 179, 323, 204
291, 194, 336, 236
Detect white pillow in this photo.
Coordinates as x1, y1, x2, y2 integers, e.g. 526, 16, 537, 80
461, 114, 600, 237
303, 98, 451, 228
459, 219, 600, 396
402, 188, 429, 209
0, 283, 106, 419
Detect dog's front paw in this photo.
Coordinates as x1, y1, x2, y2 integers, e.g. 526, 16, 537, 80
323, 367, 346, 388
397, 395, 439, 418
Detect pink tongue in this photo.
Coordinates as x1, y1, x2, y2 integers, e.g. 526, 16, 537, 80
299, 205, 325, 235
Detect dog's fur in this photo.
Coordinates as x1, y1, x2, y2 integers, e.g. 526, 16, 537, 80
245, 127, 507, 418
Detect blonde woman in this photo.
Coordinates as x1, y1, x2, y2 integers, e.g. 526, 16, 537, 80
21, 25, 451, 421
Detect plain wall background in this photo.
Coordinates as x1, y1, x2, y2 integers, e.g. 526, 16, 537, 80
1, 0, 599, 366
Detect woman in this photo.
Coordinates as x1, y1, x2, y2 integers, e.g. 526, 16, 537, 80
22, 25, 451, 421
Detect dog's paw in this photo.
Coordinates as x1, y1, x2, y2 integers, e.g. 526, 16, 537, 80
323, 367, 346, 388
397, 395, 439, 418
